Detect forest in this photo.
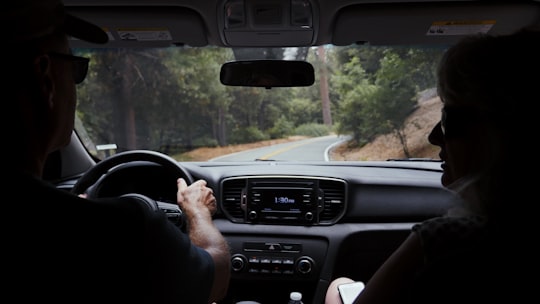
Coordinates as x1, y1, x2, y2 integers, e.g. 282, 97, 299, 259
75, 45, 445, 158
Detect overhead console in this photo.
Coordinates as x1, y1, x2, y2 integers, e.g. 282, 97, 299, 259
221, 176, 347, 225
219, 0, 317, 47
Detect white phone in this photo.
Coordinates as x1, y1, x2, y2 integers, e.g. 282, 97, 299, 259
337, 281, 365, 304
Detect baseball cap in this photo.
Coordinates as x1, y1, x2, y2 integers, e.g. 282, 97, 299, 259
4, 0, 108, 44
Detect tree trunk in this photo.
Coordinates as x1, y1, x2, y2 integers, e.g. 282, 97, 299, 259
318, 46, 332, 126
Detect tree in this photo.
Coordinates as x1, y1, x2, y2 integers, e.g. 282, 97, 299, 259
332, 46, 443, 152
332, 51, 376, 144
316, 46, 332, 126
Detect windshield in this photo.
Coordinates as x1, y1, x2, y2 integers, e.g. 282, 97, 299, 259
74, 45, 446, 162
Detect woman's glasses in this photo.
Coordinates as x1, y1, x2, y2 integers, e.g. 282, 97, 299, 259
48, 52, 90, 84
440, 106, 483, 138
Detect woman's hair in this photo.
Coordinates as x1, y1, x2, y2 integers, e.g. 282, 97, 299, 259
437, 28, 540, 223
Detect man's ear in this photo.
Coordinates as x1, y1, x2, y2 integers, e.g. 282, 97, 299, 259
33, 54, 55, 107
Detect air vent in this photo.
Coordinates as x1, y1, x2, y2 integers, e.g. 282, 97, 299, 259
319, 179, 347, 224
221, 178, 247, 222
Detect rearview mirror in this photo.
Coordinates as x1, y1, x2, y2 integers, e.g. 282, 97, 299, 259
220, 60, 315, 88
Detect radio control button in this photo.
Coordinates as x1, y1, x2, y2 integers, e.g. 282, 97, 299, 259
265, 243, 281, 251
296, 256, 314, 274
231, 254, 246, 272
282, 270, 294, 275
282, 258, 295, 265
280, 243, 301, 252
248, 257, 260, 264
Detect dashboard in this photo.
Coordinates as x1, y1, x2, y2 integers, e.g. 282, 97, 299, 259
57, 160, 459, 303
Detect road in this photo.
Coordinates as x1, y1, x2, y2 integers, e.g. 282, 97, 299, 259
210, 135, 348, 162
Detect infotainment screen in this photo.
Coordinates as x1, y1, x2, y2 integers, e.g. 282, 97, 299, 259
257, 188, 307, 212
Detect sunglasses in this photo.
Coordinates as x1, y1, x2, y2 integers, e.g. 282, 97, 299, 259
440, 106, 483, 138
48, 52, 90, 84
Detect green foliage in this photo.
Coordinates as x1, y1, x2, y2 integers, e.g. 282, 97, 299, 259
268, 115, 295, 139
288, 96, 323, 125
331, 46, 444, 147
193, 137, 219, 148
75, 45, 444, 155
331, 51, 379, 144
294, 123, 332, 137
230, 126, 269, 144
76, 47, 236, 151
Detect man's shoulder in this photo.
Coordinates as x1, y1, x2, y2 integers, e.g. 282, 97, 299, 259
8, 172, 163, 239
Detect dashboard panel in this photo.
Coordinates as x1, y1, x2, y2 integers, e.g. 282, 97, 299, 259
56, 160, 460, 304
182, 161, 459, 303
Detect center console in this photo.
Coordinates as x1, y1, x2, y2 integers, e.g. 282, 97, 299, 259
224, 235, 328, 303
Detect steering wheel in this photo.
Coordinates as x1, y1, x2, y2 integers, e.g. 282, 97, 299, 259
71, 150, 194, 229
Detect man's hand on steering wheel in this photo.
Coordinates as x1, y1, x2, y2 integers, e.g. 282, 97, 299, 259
177, 178, 218, 219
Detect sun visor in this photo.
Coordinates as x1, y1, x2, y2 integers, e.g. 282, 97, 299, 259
332, 2, 540, 46
66, 6, 208, 48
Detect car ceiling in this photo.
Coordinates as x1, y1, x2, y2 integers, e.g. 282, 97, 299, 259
65, 0, 540, 49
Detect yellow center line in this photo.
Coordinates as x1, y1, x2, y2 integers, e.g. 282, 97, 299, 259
257, 136, 331, 160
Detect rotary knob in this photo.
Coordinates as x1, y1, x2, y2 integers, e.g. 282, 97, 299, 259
249, 210, 257, 220
296, 256, 314, 274
231, 254, 246, 272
